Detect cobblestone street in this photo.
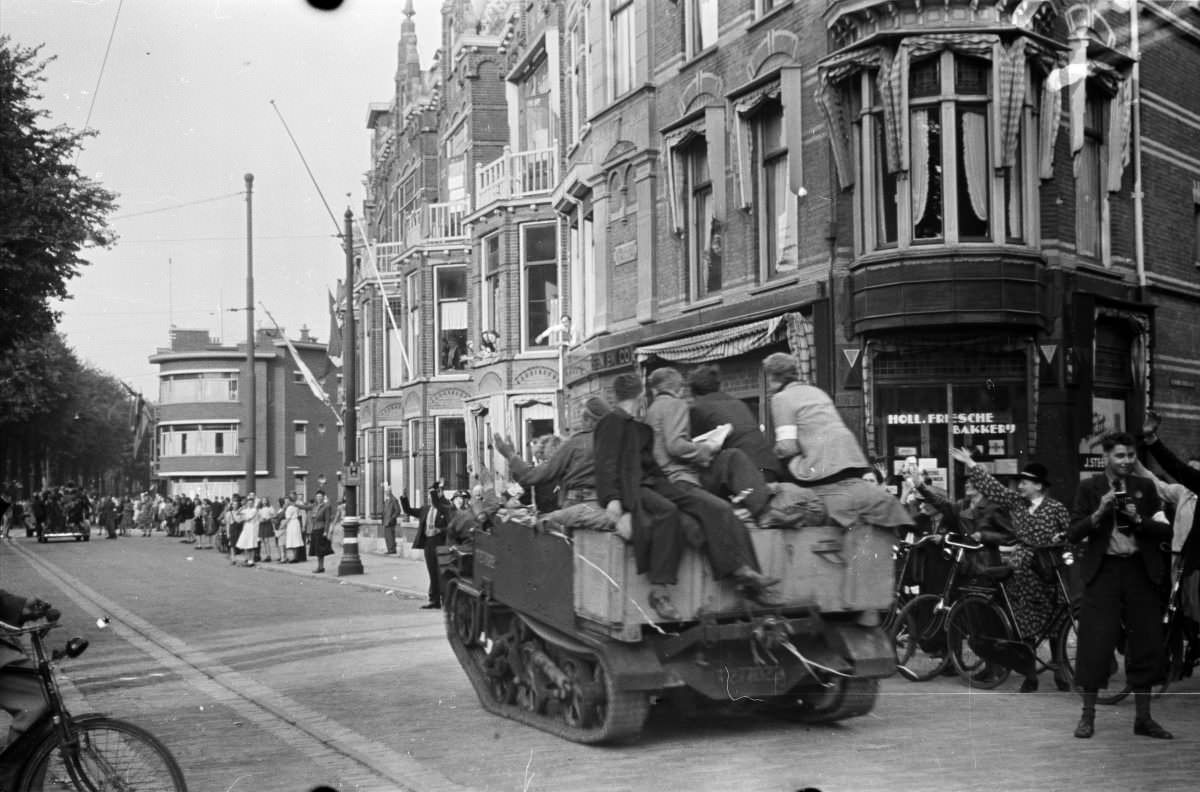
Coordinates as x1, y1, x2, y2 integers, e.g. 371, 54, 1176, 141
3, 534, 1197, 792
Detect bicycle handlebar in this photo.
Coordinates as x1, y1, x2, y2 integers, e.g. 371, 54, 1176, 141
0, 612, 62, 637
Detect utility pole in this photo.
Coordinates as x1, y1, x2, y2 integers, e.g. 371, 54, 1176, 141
338, 207, 363, 575
244, 173, 257, 496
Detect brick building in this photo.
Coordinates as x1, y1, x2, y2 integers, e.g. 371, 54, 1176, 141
148, 327, 340, 501
358, 0, 1200, 505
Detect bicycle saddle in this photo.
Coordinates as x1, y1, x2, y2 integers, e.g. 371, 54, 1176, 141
976, 565, 1014, 582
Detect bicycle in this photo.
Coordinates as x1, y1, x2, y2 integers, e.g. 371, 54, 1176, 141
880, 530, 941, 634
942, 539, 1078, 690
0, 609, 187, 792
890, 533, 986, 681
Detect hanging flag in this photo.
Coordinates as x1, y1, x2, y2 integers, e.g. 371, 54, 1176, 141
327, 287, 343, 366
259, 303, 343, 426
353, 217, 412, 376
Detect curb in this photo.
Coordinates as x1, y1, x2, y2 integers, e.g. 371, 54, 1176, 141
250, 554, 430, 600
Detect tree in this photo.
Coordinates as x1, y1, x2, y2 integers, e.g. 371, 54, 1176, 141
0, 37, 118, 355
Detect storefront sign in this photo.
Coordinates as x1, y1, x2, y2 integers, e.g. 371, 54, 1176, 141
1080, 454, 1106, 472
885, 412, 1016, 435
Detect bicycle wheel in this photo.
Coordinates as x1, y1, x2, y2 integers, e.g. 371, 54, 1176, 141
945, 596, 1013, 689
19, 716, 187, 792
891, 594, 950, 682
1052, 613, 1078, 692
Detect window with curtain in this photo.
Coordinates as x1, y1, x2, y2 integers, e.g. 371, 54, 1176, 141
523, 223, 559, 350
436, 267, 468, 373
405, 272, 421, 379
386, 297, 405, 388
568, 10, 589, 141
519, 57, 554, 152
482, 233, 501, 339
445, 122, 468, 203
908, 52, 992, 243
1076, 97, 1104, 259
755, 101, 796, 276
686, 0, 718, 57
610, 0, 634, 100
684, 137, 719, 298
864, 73, 899, 247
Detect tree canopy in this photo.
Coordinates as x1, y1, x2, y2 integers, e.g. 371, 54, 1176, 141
0, 36, 118, 354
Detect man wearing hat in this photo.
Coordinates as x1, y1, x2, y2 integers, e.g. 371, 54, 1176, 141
950, 449, 1071, 692
1068, 431, 1173, 740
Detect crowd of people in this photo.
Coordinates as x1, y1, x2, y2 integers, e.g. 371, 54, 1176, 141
0, 487, 342, 574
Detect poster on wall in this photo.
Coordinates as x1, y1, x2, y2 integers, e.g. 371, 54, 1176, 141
1078, 396, 1126, 475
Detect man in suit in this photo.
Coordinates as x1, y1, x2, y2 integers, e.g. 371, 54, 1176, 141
403, 482, 451, 610
1069, 431, 1174, 739
380, 483, 400, 555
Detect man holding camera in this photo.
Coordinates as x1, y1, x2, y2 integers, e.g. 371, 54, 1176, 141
1069, 431, 1173, 740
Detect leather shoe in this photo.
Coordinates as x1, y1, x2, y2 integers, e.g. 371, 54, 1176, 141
648, 589, 682, 621
1074, 717, 1094, 739
1133, 718, 1173, 739
420, 602, 441, 610
731, 566, 781, 591
1019, 676, 1039, 693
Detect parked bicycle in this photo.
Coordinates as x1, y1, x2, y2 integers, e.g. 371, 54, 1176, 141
890, 532, 986, 681
881, 530, 942, 634
942, 538, 1078, 690
0, 609, 187, 791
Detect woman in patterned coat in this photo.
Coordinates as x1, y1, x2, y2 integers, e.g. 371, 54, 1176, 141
950, 449, 1071, 692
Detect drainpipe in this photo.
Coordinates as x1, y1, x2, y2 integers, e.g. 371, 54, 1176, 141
1131, 0, 1146, 294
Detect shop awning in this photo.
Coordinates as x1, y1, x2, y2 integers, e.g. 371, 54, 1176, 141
635, 313, 812, 379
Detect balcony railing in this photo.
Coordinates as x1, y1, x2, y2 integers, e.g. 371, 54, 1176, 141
475, 146, 558, 207
369, 200, 468, 273
404, 200, 468, 246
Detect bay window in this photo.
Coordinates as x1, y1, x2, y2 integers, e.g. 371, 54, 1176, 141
909, 52, 991, 243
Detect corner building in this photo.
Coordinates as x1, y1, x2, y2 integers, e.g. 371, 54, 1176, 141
819, 0, 1200, 495
148, 328, 340, 500
362, 0, 1200, 505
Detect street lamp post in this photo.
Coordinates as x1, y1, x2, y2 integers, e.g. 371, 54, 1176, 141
338, 208, 363, 576
244, 173, 257, 497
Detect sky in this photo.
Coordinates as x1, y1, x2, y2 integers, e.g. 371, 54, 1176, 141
1, 0, 442, 394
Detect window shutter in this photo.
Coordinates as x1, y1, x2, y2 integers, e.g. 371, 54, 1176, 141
705, 105, 727, 222
781, 66, 805, 196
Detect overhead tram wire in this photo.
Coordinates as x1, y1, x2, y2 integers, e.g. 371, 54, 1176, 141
110, 192, 246, 221
77, 0, 125, 157
269, 99, 343, 239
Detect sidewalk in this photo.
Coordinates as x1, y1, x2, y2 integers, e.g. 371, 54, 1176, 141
251, 540, 434, 602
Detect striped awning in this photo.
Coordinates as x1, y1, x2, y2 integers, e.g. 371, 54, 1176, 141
635, 314, 795, 365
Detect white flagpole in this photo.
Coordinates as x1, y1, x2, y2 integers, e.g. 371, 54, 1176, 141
259, 303, 343, 426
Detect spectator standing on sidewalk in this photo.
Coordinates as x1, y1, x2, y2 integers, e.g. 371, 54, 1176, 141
235, 495, 260, 565
257, 498, 278, 562
403, 482, 451, 609
308, 491, 333, 573
282, 495, 307, 563
380, 484, 401, 555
